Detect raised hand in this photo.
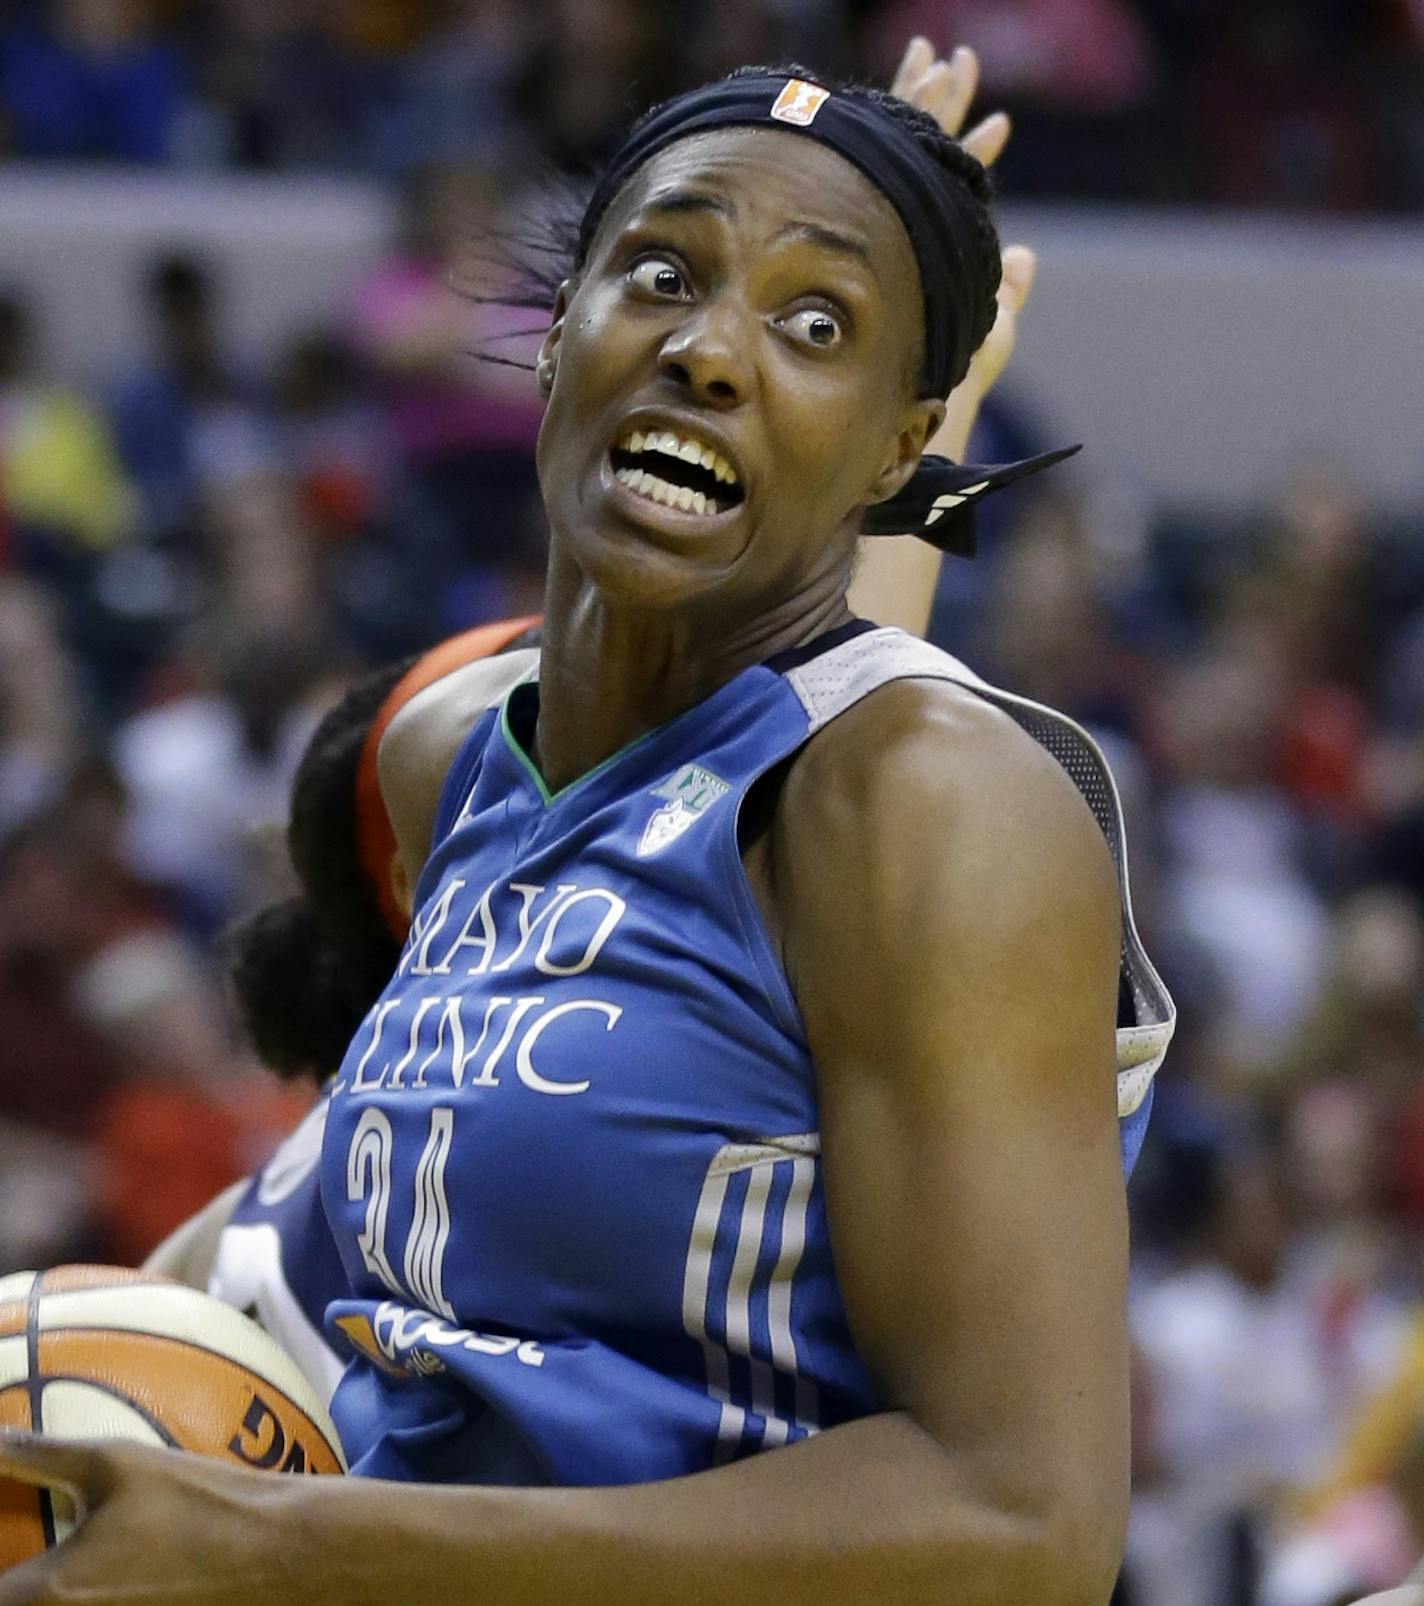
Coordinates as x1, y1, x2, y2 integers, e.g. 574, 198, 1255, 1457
891, 37, 1011, 168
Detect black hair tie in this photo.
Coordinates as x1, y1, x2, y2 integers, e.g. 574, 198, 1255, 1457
859, 445, 1082, 554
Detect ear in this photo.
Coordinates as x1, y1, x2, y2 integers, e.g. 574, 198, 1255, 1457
865, 397, 946, 507
536, 279, 574, 398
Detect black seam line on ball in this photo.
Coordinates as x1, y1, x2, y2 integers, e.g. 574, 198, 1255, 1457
26, 1270, 55, 1549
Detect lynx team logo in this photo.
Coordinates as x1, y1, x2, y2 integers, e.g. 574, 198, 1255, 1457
770, 79, 830, 127
638, 763, 731, 858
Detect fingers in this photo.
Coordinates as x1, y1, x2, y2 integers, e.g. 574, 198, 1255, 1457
999, 244, 1037, 314
961, 110, 1011, 168
901, 44, 980, 138
890, 35, 934, 100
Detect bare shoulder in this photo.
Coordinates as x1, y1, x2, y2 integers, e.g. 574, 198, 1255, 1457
378, 648, 538, 881
774, 675, 1116, 940
772, 674, 1121, 1106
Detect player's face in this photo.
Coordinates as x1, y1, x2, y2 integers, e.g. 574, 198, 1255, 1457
536, 128, 941, 613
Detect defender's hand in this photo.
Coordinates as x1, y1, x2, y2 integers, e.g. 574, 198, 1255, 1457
891, 37, 1010, 166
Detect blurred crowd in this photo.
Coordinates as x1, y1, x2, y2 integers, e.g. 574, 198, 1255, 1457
1, 0, 1424, 210
2, 4, 1424, 1606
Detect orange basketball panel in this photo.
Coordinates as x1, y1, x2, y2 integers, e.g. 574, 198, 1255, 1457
38, 1268, 169, 1296
36, 1332, 342, 1475
0, 1385, 44, 1571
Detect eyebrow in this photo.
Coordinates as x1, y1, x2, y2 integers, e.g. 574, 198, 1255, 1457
636, 190, 735, 223
771, 220, 872, 264
631, 193, 871, 265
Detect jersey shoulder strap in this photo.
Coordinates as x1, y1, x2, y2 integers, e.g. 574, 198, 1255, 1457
780, 625, 1174, 1118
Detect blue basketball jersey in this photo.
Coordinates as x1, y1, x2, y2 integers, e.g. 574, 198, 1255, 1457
311, 622, 1173, 1487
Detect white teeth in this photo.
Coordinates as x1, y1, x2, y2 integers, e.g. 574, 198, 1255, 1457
616, 466, 723, 516
614, 427, 742, 505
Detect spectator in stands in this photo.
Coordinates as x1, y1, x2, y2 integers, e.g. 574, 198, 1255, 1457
1129, 1131, 1406, 1606
1151, 635, 1333, 1075
191, 0, 391, 170
349, 164, 546, 631
0, 0, 182, 162
114, 620, 327, 935
370, 0, 534, 174
0, 292, 136, 556
0, 578, 83, 838
109, 254, 260, 544
516, 0, 678, 166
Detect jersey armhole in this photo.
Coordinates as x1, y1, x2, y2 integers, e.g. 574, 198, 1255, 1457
424, 652, 542, 853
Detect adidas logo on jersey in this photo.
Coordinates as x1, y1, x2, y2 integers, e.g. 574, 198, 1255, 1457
637, 763, 731, 857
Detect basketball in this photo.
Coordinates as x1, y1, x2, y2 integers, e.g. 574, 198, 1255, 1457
0, 1265, 345, 1571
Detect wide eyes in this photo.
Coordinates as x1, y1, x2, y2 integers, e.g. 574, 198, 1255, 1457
778, 307, 844, 349
625, 255, 846, 351
628, 257, 689, 299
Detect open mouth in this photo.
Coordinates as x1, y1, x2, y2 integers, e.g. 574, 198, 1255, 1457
609, 427, 745, 518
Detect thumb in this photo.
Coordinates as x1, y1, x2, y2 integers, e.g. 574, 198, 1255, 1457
0, 1433, 112, 1507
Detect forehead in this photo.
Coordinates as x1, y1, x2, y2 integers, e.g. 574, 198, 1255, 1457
600, 126, 920, 295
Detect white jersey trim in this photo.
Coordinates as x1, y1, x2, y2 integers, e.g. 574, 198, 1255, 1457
784, 625, 1175, 1117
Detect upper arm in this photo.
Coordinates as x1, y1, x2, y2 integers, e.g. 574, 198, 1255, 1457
376, 651, 536, 907
776, 683, 1128, 1587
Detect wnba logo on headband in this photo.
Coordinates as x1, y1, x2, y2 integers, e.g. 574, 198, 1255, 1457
770, 79, 830, 126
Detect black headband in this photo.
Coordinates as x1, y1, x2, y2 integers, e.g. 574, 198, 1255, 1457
580, 75, 983, 398
580, 75, 1079, 554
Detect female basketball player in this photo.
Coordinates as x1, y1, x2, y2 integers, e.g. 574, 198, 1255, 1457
0, 39, 1172, 1606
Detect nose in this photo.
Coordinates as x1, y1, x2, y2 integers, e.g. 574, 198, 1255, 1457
657, 299, 750, 408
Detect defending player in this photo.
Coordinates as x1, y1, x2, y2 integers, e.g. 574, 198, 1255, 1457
0, 41, 1172, 1606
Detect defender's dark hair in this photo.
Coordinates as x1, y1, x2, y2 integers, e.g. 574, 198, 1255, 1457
225, 661, 412, 1081
226, 623, 545, 1082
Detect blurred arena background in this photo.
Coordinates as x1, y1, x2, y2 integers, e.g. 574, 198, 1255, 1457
0, 2, 1421, 1603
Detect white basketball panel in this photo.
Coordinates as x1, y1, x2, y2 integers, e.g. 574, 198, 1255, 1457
38, 1381, 167, 1450
0, 1273, 36, 1307
37, 1286, 334, 1438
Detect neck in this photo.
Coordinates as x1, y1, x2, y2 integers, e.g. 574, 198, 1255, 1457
532, 545, 854, 796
